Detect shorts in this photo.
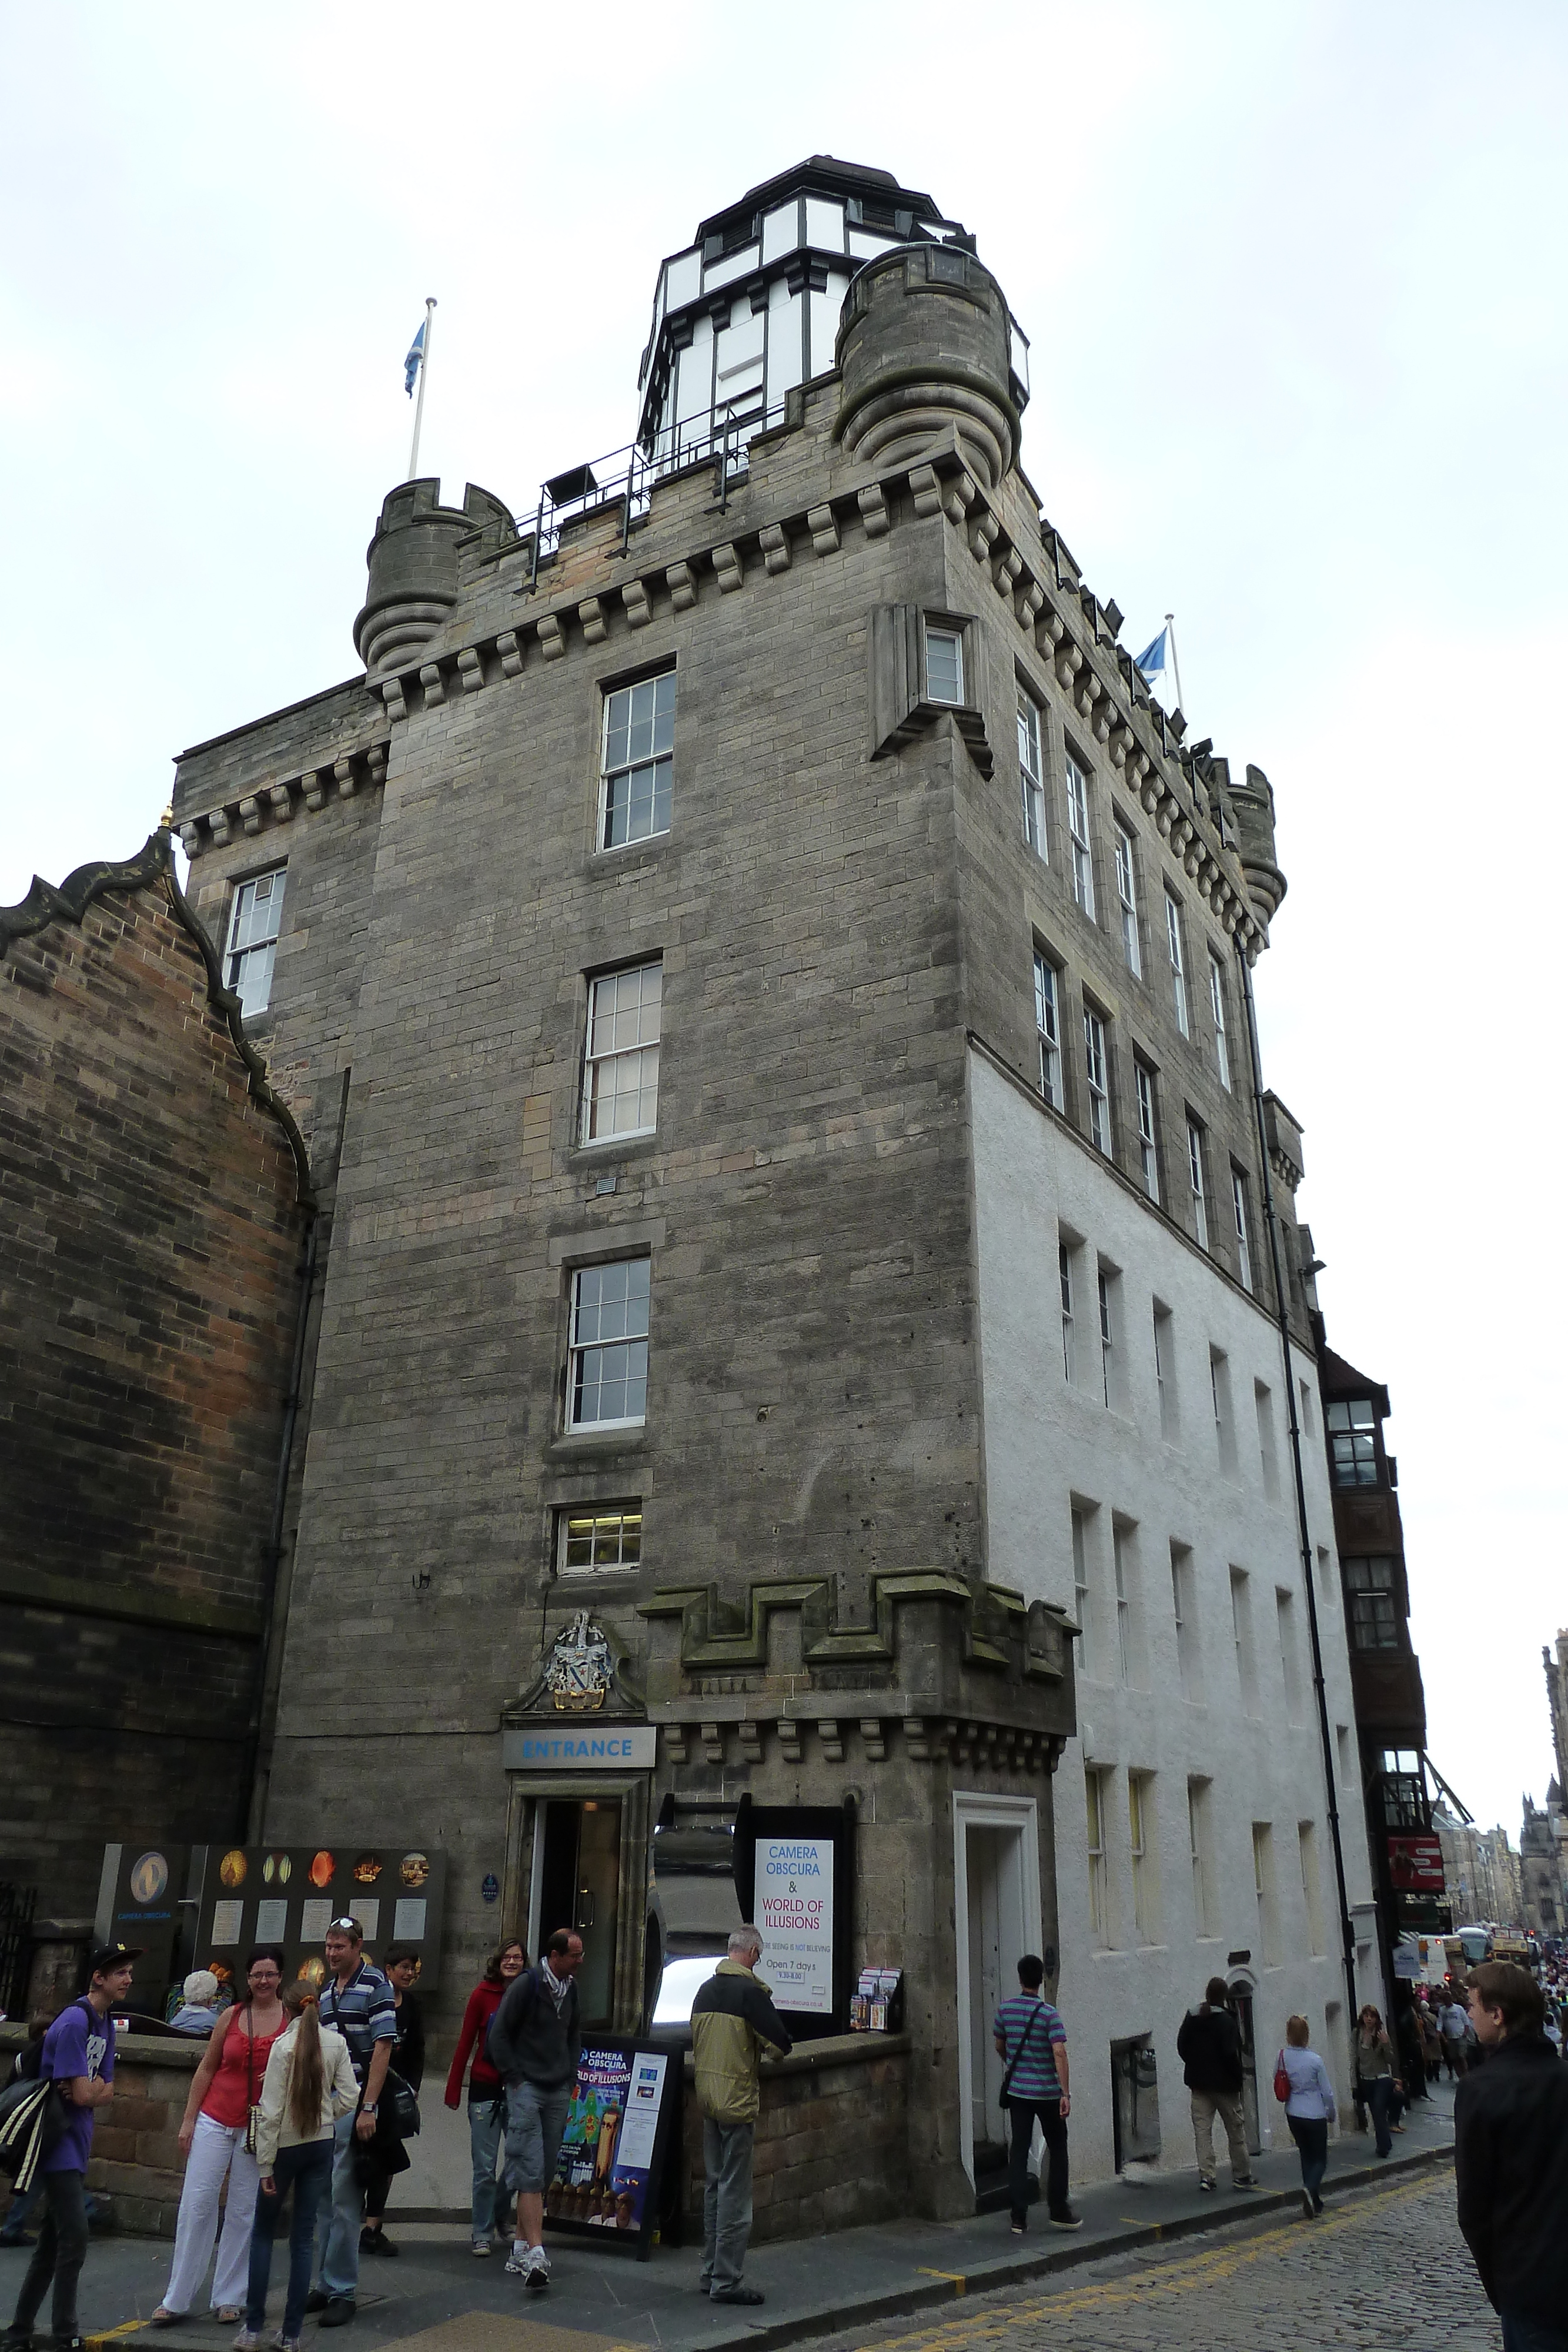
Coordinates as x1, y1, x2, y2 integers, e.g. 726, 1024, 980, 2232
502, 2079, 570, 2198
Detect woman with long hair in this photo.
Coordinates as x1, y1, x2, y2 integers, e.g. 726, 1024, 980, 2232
1278, 2014, 1336, 2218
443, 1939, 526, 2255
152, 1949, 287, 2325
233, 1983, 357, 2352
1355, 2002, 1402, 2159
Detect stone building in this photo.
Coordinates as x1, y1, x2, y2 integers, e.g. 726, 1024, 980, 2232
0, 834, 310, 1955
165, 156, 1377, 2201
1519, 1792, 1568, 1941
1433, 1806, 1522, 1932
1312, 1343, 1441, 1990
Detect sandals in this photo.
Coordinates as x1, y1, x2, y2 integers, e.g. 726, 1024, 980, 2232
150, 2313, 183, 2328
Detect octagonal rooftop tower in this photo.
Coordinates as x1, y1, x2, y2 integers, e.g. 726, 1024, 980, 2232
635, 155, 1029, 468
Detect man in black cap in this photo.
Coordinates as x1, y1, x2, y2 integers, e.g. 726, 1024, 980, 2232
4, 1941, 138, 2352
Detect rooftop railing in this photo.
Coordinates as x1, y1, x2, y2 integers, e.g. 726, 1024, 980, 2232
515, 396, 790, 594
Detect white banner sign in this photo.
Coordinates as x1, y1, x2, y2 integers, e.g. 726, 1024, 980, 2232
757, 1835, 834, 2016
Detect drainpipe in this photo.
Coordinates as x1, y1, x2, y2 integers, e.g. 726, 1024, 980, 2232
1237, 950, 1362, 2050
242, 1211, 318, 1840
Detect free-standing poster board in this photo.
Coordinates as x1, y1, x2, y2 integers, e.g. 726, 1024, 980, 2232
544, 2036, 680, 2260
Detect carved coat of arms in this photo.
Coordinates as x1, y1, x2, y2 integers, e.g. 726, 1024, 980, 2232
544, 1609, 614, 1711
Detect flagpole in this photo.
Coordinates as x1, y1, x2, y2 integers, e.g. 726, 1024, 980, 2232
406, 296, 437, 481
1165, 610, 1186, 716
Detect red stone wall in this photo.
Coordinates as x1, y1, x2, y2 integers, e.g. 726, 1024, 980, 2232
0, 870, 307, 1918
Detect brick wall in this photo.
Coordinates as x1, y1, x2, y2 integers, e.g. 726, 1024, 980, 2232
0, 844, 309, 1918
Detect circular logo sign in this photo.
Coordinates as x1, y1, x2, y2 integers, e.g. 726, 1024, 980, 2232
129, 1851, 169, 1905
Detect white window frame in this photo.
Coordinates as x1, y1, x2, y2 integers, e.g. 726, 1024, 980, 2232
1084, 1006, 1112, 1156
581, 960, 663, 1144
1112, 1518, 1132, 1679
1209, 953, 1232, 1090
559, 1503, 643, 1574
1085, 1766, 1109, 1945
1129, 1771, 1152, 1940
1154, 1303, 1177, 1439
1071, 1504, 1091, 1672
567, 1257, 651, 1431
1135, 1061, 1160, 1202
1231, 1164, 1253, 1293
1059, 1242, 1075, 1384
1165, 890, 1189, 1035
1114, 821, 1141, 975
1187, 1118, 1208, 1249
1018, 689, 1046, 859
1098, 1268, 1114, 1409
599, 670, 676, 850
224, 866, 287, 1016
1034, 951, 1062, 1109
925, 625, 964, 706
1065, 753, 1096, 918
1189, 1779, 1211, 1936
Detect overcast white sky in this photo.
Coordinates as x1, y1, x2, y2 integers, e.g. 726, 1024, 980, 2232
4, 3, 1564, 1838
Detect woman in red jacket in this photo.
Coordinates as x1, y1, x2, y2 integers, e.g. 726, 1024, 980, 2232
444, 1940, 526, 2256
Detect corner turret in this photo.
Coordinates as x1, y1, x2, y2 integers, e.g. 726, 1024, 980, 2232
1229, 760, 1288, 927
354, 479, 514, 680
835, 243, 1028, 490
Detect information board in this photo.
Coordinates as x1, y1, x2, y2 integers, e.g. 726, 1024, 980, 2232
544, 2036, 679, 2260
188, 1842, 447, 1992
755, 1836, 834, 2016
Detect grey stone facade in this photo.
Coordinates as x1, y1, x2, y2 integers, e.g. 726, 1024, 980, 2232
168, 159, 1326, 2211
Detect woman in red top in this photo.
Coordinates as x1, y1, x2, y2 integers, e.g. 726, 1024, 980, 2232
444, 1940, 525, 2255
153, 1949, 287, 2323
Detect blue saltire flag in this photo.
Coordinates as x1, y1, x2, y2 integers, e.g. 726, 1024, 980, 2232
404, 320, 426, 398
1134, 627, 1166, 679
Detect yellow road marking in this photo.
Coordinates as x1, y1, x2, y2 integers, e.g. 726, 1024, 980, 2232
915, 2268, 967, 2293
86, 2328, 147, 2349
855, 2170, 1446, 2351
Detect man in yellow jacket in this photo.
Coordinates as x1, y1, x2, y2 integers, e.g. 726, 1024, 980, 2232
690, 1927, 793, 2304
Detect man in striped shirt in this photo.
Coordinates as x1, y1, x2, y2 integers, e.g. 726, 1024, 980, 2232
993, 1955, 1080, 2234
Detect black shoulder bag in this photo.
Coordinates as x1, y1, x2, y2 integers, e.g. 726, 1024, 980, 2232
998, 2004, 1046, 2109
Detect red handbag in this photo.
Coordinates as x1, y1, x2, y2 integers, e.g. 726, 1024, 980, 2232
1273, 2050, 1290, 2103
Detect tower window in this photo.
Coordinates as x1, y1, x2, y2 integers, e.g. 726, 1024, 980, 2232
1065, 754, 1096, 919
600, 671, 675, 850
568, 1258, 651, 1430
1034, 950, 1062, 1109
1115, 823, 1141, 976
1083, 1006, 1112, 1155
225, 867, 287, 1017
581, 961, 663, 1143
1209, 954, 1232, 1090
1187, 1117, 1209, 1250
925, 627, 964, 706
1165, 891, 1189, 1035
1135, 1061, 1161, 1202
1018, 690, 1046, 859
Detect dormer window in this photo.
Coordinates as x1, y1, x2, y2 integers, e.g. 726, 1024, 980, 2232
1328, 1398, 1378, 1488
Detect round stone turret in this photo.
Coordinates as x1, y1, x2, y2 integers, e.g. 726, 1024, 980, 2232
1229, 762, 1288, 925
354, 479, 514, 680
834, 243, 1027, 489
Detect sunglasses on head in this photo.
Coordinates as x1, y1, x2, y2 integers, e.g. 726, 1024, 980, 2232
327, 1919, 361, 1935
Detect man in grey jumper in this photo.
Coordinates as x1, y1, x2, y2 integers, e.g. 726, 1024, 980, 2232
486, 1929, 583, 2295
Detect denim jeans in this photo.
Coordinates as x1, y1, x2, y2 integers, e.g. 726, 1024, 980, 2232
312, 2110, 365, 2301
700, 2117, 754, 2294
1501, 2311, 1568, 2352
1007, 2098, 1069, 2221
468, 2096, 512, 2240
10, 2168, 89, 2341
1287, 2113, 1328, 2205
1361, 2076, 1394, 2157
248, 2138, 333, 2338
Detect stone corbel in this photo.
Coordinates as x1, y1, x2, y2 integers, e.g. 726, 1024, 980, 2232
1037, 606, 1067, 654
457, 647, 484, 693
267, 783, 293, 823
1074, 669, 1098, 720
537, 614, 565, 660
1125, 748, 1151, 796
807, 505, 840, 556
664, 1724, 688, 1766
738, 1720, 764, 1765
759, 523, 791, 575
419, 662, 444, 707
1169, 814, 1195, 856
366, 744, 387, 787
239, 796, 261, 837
303, 770, 326, 813
666, 560, 697, 610
777, 1718, 803, 1765
857, 483, 890, 537
859, 1718, 887, 1763
941, 470, 976, 526
713, 542, 744, 593
968, 508, 999, 564
496, 628, 524, 676
335, 756, 356, 801
1184, 839, 1204, 878
700, 1722, 726, 1765
578, 597, 607, 644
178, 821, 202, 858
1108, 724, 1134, 769
1016, 579, 1044, 631
992, 546, 1023, 600
908, 465, 941, 518
1091, 687, 1116, 743
622, 581, 652, 629
208, 807, 231, 847
1053, 641, 1082, 694
380, 676, 406, 724
904, 1717, 931, 1762
817, 1719, 844, 1763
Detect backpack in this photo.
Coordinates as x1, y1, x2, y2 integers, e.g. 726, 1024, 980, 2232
0, 2000, 92, 2191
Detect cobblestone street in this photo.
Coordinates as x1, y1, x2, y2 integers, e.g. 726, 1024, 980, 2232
810, 2173, 1496, 2352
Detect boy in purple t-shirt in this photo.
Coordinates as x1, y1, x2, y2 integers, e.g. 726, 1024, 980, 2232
4, 1940, 138, 2352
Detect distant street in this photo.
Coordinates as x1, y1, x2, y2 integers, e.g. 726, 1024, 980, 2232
811, 2171, 1495, 2352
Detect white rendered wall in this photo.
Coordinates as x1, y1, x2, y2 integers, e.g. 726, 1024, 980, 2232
969, 1047, 1382, 2187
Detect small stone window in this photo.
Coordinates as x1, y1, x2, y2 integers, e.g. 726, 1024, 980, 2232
225, 866, 286, 1017
560, 1504, 643, 1574
925, 626, 964, 706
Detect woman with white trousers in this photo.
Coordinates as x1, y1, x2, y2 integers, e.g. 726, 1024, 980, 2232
152, 1949, 287, 2324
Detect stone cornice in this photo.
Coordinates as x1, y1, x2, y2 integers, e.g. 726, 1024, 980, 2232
0, 828, 314, 1211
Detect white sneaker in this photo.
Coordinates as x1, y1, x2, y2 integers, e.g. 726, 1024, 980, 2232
503, 2242, 533, 2277
526, 2250, 550, 2296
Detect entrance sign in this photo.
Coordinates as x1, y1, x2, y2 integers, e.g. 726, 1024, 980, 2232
757, 1837, 834, 2016
503, 1726, 656, 1770
544, 2036, 678, 2259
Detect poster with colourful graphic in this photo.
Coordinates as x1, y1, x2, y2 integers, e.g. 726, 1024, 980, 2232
544, 2039, 676, 2259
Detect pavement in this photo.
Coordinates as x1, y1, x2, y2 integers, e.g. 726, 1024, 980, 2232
2, 2083, 1458, 2352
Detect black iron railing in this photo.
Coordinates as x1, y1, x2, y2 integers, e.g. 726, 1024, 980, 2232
516, 396, 790, 593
